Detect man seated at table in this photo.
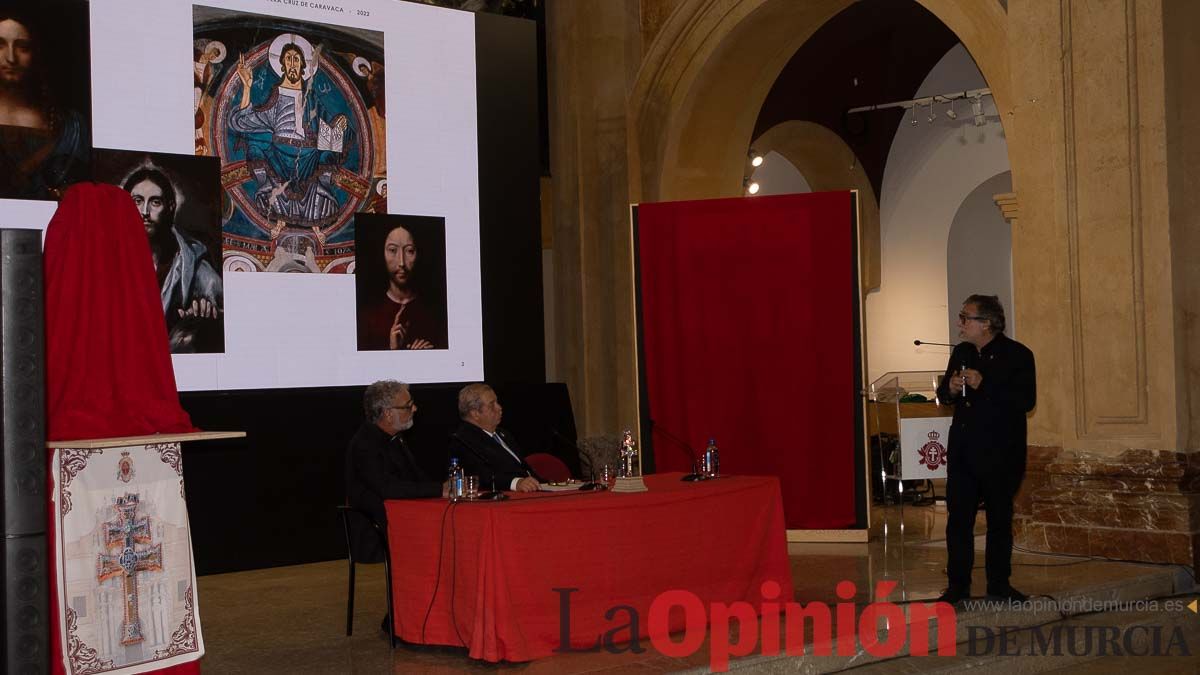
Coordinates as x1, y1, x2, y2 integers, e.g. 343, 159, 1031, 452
345, 379, 445, 563
450, 383, 542, 493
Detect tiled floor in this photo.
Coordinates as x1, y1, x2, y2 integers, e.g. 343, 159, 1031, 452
195, 501, 1197, 673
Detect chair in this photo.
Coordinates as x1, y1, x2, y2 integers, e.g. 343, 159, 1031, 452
525, 452, 572, 482
336, 505, 396, 648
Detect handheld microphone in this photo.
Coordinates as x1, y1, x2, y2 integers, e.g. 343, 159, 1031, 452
649, 419, 707, 481
914, 339, 955, 347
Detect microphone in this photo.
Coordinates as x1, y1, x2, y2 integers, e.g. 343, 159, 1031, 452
451, 432, 508, 501
914, 339, 955, 347
476, 472, 509, 501
649, 419, 707, 482
548, 428, 604, 490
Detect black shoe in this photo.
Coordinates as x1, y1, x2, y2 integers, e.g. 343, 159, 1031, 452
935, 587, 970, 605
380, 613, 392, 635
985, 586, 1028, 603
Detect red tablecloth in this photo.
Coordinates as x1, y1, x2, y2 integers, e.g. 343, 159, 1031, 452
385, 473, 794, 662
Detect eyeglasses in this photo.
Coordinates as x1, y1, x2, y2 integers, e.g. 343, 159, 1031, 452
957, 313, 987, 323
390, 400, 416, 412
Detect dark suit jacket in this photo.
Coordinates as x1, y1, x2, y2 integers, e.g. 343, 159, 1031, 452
935, 333, 1036, 481
450, 422, 542, 491
345, 422, 443, 562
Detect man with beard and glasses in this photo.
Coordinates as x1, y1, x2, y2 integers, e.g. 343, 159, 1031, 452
229, 33, 349, 229
345, 380, 446, 562
356, 222, 447, 350
0, 10, 87, 199
122, 166, 223, 353
345, 379, 446, 636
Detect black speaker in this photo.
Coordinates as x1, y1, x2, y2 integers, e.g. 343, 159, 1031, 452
2, 537, 47, 675
1, 228, 48, 675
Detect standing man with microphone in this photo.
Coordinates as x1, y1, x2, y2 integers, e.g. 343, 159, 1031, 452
935, 295, 1036, 605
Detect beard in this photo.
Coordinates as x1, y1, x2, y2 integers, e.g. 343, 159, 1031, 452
285, 68, 301, 85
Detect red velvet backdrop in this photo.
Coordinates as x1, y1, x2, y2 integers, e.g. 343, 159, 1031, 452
636, 191, 859, 529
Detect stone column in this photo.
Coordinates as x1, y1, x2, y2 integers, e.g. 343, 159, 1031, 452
545, 0, 643, 436
1006, 0, 1198, 566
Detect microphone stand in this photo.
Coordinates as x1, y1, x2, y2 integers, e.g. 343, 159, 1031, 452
452, 432, 509, 500
914, 339, 969, 401
650, 420, 707, 482
476, 473, 509, 501
550, 428, 605, 490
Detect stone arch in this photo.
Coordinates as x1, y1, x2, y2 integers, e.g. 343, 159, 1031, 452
752, 120, 882, 293
628, 0, 1012, 205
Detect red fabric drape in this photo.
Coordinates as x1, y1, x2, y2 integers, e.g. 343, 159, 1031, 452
637, 192, 857, 529
43, 182, 194, 441
387, 474, 794, 662
44, 183, 197, 675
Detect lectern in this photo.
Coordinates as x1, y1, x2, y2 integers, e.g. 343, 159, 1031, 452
868, 371, 953, 502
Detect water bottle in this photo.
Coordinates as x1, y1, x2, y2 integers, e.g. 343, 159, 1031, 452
448, 457, 465, 501
702, 438, 720, 478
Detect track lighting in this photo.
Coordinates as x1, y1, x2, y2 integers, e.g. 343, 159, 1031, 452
944, 98, 958, 120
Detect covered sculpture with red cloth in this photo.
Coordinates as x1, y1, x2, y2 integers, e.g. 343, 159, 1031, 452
43, 182, 199, 675
42, 181, 195, 438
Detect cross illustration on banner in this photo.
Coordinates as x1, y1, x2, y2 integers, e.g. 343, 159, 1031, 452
97, 493, 164, 645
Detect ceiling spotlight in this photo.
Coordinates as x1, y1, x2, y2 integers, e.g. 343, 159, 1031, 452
927, 100, 936, 124
909, 105, 918, 127
749, 149, 764, 167
743, 177, 760, 195
945, 98, 958, 120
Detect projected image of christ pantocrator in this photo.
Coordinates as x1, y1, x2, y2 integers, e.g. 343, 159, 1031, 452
194, 7, 386, 274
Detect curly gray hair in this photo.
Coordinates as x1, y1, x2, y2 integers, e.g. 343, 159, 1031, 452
363, 380, 409, 422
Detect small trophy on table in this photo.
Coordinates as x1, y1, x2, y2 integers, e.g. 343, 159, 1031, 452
613, 429, 648, 492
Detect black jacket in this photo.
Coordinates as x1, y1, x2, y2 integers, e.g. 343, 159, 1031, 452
935, 333, 1036, 477
344, 422, 442, 561
449, 422, 542, 491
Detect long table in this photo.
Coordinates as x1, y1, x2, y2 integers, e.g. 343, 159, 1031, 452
385, 473, 794, 662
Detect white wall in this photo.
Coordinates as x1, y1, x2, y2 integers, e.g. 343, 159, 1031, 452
865, 43, 1011, 384
751, 150, 812, 195
946, 171, 1013, 339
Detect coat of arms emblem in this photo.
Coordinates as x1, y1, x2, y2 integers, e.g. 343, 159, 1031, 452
918, 430, 947, 469
117, 451, 136, 483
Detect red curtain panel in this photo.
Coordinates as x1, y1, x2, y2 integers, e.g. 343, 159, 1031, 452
636, 191, 859, 529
